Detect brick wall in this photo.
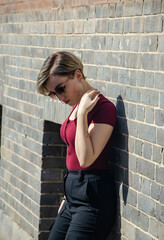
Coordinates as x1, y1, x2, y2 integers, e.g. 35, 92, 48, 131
0, 105, 2, 157
0, 0, 164, 239
40, 121, 66, 239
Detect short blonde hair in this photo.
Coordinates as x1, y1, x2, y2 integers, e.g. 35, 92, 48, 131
37, 51, 86, 95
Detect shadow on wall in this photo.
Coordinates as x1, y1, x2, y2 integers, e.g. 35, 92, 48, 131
107, 95, 129, 240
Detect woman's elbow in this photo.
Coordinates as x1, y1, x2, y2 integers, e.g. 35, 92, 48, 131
78, 156, 95, 168
79, 161, 89, 168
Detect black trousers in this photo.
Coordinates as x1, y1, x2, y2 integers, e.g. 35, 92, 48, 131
48, 169, 117, 240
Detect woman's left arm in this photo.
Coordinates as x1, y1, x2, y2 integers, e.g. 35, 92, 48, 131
75, 90, 114, 168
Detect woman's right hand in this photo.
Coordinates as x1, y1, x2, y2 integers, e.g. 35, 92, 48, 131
77, 89, 100, 116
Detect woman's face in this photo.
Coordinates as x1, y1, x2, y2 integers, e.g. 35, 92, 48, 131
45, 70, 83, 106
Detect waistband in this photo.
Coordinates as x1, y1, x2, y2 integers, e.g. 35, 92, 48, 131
65, 169, 112, 179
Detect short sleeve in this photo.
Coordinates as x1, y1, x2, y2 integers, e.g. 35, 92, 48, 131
90, 100, 117, 127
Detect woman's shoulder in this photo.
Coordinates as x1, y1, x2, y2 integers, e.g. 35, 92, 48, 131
94, 94, 116, 113
88, 94, 117, 126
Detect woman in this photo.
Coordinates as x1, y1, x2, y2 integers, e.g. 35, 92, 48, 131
37, 51, 117, 240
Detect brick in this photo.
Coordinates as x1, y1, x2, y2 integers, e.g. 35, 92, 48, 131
109, 3, 115, 18
95, 52, 106, 65
156, 203, 164, 224
145, 71, 154, 88
141, 177, 150, 195
42, 157, 66, 169
125, 53, 141, 69
160, 186, 164, 205
84, 19, 95, 33
139, 212, 149, 232
122, 204, 131, 221
109, 19, 123, 33
86, 65, 97, 79
145, 15, 163, 33
141, 89, 158, 107
143, 0, 153, 15
41, 182, 64, 194
129, 70, 137, 86
136, 228, 152, 240
142, 53, 159, 70
152, 0, 162, 14
159, 54, 164, 71
88, 5, 95, 19
42, 145, 64, 157
64, 21, 73, 34
135, 139, 143, 156
137, 105, 145, 122
131, 36, 139, 52
103, 67, 111, 81
99, 36, 106, 50
149, 218, 158, 238
107, 52, 121, 66
40, 194, 60, 206
156, 166, 164, 184
101, 4, 109, 18
131, 207, 140, 226
158, 222, 164, 240
128, 119, 138, 138
120, 36, 131, 51
41, 169, 61, 181
40, 206, 58, 218
137, 157, 155, 179
83, 51, 95, 64
127, 188, 137, 207
157, 128, 164, 145
43, 132, 64, 145
139, 122, 156, 143
158, 35, 164, 52
112, 36, 120, 50
126, 86, 141, 103
105, 36, 113, 50
95, 4, 101, 18
128, 103, 136, 119
143, 142, 152, 160
132, 17, 144, 33
116, 2, 123, 17
129, 155, 137, 172
140, 35, 158, 52
155, 109, 164, 126
97, 67, 103, 80
135, 0, 143, 16
145, 107, 154, 124
123, 1, 135, 16
92, 35, 99, 50
160, 92, 164, 109
121, 218, 136, 239
101, 19, 109, 33
138, 193, 155, 216
76, 6, 88, 19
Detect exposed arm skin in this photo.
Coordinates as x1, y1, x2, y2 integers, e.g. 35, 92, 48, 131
75, 90, 114, 168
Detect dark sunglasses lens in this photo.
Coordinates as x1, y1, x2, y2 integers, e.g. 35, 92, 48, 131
56, 86, 65, 94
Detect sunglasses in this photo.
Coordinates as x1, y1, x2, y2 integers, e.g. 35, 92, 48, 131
45, 74, 73, 99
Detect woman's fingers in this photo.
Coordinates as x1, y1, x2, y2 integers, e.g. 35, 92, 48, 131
88, 89, 100, 100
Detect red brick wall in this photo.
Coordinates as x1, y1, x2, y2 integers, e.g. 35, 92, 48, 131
0, 0, 121, 14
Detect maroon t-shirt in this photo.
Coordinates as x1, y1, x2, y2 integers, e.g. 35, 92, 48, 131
60, 94, 117, 170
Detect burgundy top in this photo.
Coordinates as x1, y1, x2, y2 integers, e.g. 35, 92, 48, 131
60, 94, 117, 170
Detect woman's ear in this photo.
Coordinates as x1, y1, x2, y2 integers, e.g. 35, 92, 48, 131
75, 69, 83, 81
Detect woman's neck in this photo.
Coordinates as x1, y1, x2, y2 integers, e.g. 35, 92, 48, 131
82, 80, 95, 94
76, 79, 96, 105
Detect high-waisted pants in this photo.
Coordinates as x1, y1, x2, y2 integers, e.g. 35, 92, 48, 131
48, 169, 117, 240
